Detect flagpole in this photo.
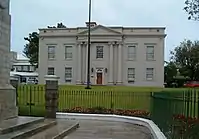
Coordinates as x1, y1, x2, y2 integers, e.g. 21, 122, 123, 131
85, 0, 92, 89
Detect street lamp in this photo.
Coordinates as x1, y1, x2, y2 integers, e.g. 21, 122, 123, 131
85, 0, 92, 89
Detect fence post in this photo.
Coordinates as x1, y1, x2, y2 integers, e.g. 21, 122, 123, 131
45, 75, 59, 119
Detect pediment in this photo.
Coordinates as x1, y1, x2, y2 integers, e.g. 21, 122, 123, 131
78, 25, 121, 35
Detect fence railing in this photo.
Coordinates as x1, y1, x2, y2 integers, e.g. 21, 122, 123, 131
17, 85, 45, 116
17, 85, 151, 116
151, 89, 199, 135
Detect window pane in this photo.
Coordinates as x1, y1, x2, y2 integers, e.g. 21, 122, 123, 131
147, 46, 154, 54
48, 46, 55, 53
96, 46, 104, 58
48, 67, 54, 75
128, 46, 136, 59
65, 46, 73, 59
16, 66, 22, 71
128, 68, 135, 79
128, 46, 135, 53
23, 66, 29, 71
48, 46, 55, 59
146, 68, 153, 80
146, 46, 154, 60
65, 67, 72, 79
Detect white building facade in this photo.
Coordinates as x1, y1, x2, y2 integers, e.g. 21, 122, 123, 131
38, 22, 166, 87
9, 52, 38, 84
10, 52, 36, 72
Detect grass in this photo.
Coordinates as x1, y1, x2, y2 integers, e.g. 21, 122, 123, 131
16, 84, 194, 116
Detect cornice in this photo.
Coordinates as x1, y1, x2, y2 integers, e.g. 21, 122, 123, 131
39, 34, 166, 38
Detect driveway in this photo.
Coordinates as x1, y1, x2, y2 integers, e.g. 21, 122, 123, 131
64, 120, 152, 139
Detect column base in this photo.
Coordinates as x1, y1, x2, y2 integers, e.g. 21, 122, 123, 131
0, 84, 18, 122
108, 82, 114, 85
84, 81, 92, 85
76, 80, 82, 85
116, 82, 123, 85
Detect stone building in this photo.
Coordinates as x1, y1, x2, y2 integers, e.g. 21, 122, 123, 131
38, 22, 166, 87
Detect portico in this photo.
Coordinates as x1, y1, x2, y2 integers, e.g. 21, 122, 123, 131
75, 40, 123, 85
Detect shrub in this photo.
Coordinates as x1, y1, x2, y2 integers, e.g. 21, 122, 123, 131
62, 106, 150, 119
171, 114, 199, 138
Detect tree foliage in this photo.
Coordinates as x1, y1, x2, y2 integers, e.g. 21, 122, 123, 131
23, 23, 66, 67
164, 61, 177, 83
47, 22, 66, 28
23, 32, 39, 67
184, 0, 199, 20
170, 40, 199, 80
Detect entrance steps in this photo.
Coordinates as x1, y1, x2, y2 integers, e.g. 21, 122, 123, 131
0, 116, 79, 139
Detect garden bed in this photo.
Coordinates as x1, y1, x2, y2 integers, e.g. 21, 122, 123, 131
62, 106, 150, 119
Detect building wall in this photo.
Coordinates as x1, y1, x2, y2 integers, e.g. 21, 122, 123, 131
122, 37, 164, 87
38, 24, 166, 87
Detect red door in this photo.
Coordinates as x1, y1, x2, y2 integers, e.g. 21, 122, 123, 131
96, 73, 102, 84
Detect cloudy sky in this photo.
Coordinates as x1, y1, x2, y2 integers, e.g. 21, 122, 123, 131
10, 0, 199, 61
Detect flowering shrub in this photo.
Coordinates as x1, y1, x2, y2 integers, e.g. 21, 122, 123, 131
62, 106, 150, 118
171, 114, 199, 138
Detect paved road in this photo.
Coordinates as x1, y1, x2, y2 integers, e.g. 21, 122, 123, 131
64, 120, 152, 139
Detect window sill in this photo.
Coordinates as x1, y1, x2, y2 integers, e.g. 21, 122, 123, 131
95, 58, 103, 61
126, 59, 136, 61
146, 79, 154, 81
146, 59, 156, 61
128, 80, 135, 84
65, 58, 73, 61
48, 58, 56, 61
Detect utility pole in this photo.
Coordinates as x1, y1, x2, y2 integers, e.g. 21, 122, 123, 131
85, 0, 92, 89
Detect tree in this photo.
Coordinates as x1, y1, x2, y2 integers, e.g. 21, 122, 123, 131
23, 23, 66, 67
184, 0, 199, 20
47, 22, 66, 28
170, 39, 199, 80
23, 32, 39, 67
164, 61, 178, 87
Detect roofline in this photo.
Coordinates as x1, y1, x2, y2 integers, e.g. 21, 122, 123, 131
38, 26, 166, 31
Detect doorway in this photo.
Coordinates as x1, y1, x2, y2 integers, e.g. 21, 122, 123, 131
96, 73, 103, 85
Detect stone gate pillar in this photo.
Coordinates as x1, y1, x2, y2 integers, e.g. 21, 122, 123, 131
45, 75, 59, 119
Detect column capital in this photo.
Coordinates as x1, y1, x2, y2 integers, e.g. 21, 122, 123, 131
108, 42, 114, 46
118, 41, 123, 46
76, 42, 85, 45
76, 42, 81, 45
108, 41, 121, 46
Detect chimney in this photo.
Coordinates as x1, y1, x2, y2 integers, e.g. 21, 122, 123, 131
85, 22, 97, 28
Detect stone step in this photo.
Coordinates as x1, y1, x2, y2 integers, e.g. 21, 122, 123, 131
0, 119, 56, 139
0, 116, 44, 134
28, 119, 79, 139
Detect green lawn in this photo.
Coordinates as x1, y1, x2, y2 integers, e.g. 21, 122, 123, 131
17, 85, 193, 116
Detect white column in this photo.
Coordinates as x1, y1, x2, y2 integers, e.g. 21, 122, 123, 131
76, 43, 82, 84
108, 42, 114, 84
85, 43, 88, 84
117, 42, 122, 84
